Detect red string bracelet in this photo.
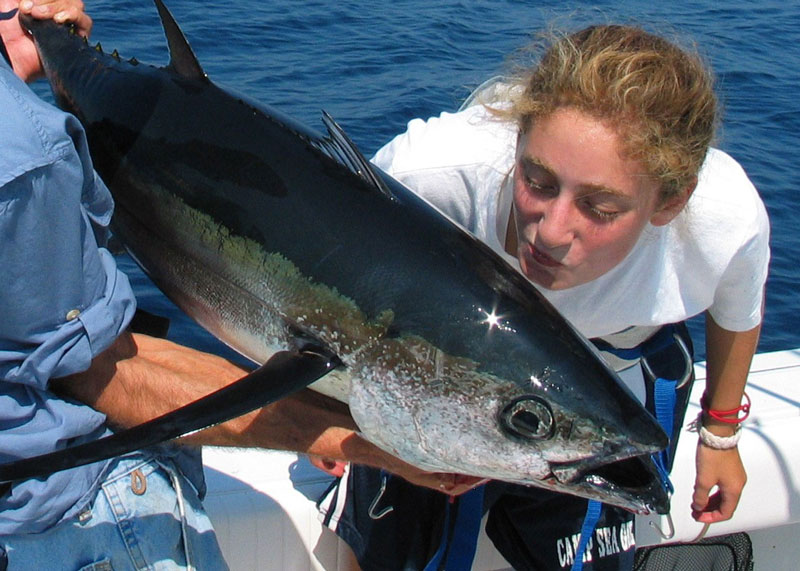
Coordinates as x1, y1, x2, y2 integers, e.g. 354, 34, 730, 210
700, 392, 751, 424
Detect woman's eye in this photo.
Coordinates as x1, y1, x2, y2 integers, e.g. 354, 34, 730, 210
526, 177, 556, 195
590, 207, 620, 220
583, 200, 621, 220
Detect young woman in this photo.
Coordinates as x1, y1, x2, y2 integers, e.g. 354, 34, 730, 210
317, 25, 770, 570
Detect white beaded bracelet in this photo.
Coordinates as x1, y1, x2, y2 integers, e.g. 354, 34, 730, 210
690, 412, 742, 450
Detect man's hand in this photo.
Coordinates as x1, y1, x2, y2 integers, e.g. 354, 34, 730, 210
0, 0, 92, 82
309, 454, 488, 497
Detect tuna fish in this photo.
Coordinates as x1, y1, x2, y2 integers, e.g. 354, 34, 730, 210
20, 1, 672, 513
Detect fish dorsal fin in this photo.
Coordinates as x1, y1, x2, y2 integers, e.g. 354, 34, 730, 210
319, 111, 397, 202
154, 0, 207, 81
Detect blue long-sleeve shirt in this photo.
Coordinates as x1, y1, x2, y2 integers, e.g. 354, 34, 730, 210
0, 57, 136, 534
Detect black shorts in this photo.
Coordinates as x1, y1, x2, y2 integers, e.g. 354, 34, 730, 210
319, 467, 636, 571
484, 482, 636, 570
319, 465, 451, 570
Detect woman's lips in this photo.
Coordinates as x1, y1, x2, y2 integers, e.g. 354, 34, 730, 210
528, 245, 563, 268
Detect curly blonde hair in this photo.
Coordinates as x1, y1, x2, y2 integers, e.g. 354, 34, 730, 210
505, 25, 717, 200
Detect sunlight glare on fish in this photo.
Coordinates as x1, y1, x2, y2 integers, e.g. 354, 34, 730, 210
480, 307, 516, 334
485, 309, 500, 329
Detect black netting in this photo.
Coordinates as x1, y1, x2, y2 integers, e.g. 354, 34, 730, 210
633, 532, 754, 571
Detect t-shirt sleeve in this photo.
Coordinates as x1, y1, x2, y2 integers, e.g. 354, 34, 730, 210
705, 155, 771, 332
707, 205, 770, 331
372, 107, 516, 233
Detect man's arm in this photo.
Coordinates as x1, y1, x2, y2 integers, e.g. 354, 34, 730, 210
51, 331, 481, 494
0, 0, 92, 81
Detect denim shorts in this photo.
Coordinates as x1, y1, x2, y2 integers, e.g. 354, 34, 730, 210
1, 455, 228, 570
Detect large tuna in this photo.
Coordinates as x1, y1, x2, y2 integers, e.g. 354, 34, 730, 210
17, 1, 672, 513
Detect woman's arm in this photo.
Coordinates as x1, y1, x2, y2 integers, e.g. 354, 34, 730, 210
691, 312, 760, 523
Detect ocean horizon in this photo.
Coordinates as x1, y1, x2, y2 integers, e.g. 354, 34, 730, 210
36, 0, 800, 361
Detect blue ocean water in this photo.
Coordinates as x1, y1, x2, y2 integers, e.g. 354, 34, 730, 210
44, 0, 799, 361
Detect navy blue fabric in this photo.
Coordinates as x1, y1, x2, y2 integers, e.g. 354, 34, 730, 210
484, 482, 636, 571
319, 468, 449, 570
422, 498, 451, 571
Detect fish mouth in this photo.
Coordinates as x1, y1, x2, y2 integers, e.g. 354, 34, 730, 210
550, 455, 671, 515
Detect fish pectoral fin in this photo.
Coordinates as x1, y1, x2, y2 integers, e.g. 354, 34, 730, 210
0, 348, 340, 484
318, 111, 397, 202
154, 0, 208, 82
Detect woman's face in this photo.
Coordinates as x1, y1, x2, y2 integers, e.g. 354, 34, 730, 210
510, 107, 675, 290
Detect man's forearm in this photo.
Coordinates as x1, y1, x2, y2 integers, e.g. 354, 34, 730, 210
52, 331, 359, 452
51, 330, 486, 494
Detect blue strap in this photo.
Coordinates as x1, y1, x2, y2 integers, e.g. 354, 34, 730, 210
652, 376, 678, 493
424, 485, 485, 571
423, 500, 451, 571
444, 485, 485, 570
571, 500, 603, 571
592, 325, 676, 361
569, 325, 682, 570
595, 326, 681, 493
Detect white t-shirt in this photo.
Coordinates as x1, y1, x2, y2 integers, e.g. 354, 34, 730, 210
372, 104, 770, 341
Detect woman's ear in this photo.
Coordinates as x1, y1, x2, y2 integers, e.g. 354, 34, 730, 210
650, 178, 697, 226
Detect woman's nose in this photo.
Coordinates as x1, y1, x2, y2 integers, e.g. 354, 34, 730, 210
536, 197, 575, 248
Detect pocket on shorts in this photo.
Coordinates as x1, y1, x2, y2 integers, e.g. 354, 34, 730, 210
77, 558, 113, 571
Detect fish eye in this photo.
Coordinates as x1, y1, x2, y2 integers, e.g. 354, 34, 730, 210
499, 396, 555, 440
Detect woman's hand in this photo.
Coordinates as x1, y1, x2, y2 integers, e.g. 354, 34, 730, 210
0, 0, 92, 81
691, 440, 747, 523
